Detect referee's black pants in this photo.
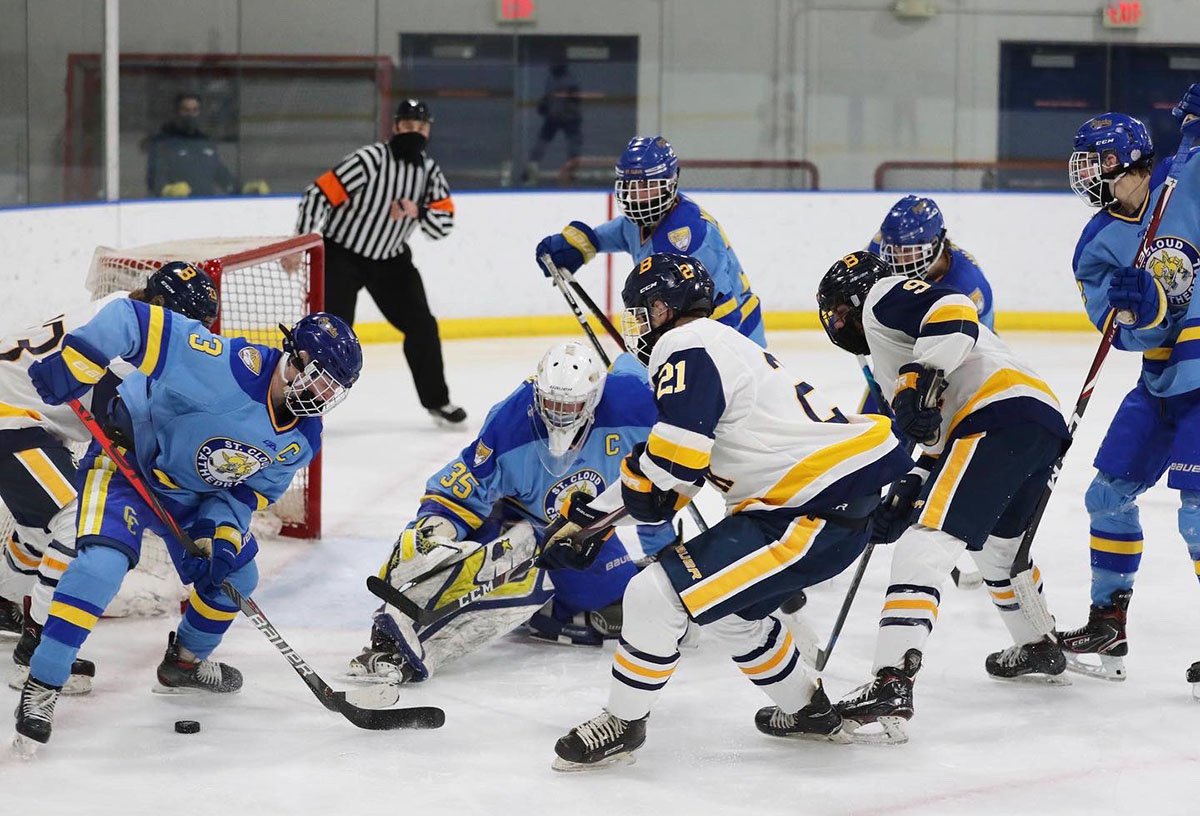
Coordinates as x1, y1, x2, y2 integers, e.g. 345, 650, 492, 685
323, 240, 451, 410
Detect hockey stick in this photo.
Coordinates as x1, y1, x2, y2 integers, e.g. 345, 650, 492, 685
539, 253, 712, 535
367, 507, 630, 627
1008, 133, 1197, 634
67, 399, 444, 731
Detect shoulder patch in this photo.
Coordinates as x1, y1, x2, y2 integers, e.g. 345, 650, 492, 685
969, 288, 985, 311
238, 345, 263, 375
473, 439, 493, 467
668, 226, 692, 252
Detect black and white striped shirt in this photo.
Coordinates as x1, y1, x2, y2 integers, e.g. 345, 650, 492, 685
296, 142, 455, 260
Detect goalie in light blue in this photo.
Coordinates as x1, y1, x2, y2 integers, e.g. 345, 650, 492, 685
349, 341, 675, 684
13, 299, 361, 750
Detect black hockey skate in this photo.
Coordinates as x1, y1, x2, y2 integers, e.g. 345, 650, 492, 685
985, 636, 1069, 684
552, 710, 648, 771
154, 632, 242, 694
12, 677, 61, 757
428, 403, 467, 427
0, 596, 22, 638
1057, 588, 1130, 682
10, 601, 95, 695
836, 648, 921, 745
1187, 662, 1200, 702
347, 623, 421, 684
755, 681, 850, 742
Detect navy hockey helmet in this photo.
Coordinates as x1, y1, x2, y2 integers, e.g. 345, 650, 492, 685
817, 251, 892, 356
146, 261, 219, 328
279, 312, 362, 416
1070, 113, 1154, 208
620, 253, 714, 365
394, 98, 433, 123
614, 136, 680, 228
877, 196, 946, 280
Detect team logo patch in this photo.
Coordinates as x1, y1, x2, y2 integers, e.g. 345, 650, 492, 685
1142, 236, 1198, 309
543, 469, 605, 520
969, 288, 985, 311
195, 438, 272, 487
473, 440, 493, 467
667, 226, 692, 252
238, 345, 263, 375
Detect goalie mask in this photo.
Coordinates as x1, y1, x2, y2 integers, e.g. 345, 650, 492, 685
817, 251, 891, 356
280, 312, 362, 417
1069, 113, 1154, 209
877, 195, 946, 280
614, 136, 680, 229
532, 341, 607, 476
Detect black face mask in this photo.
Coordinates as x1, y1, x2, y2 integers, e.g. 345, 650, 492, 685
174, 114, 201, 135
389, 132, 427, 162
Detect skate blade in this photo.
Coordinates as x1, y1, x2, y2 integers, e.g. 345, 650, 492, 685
551, 751, 637, 772
765, 727, 852, 744
844, 716, 909, 745
151, 683, 241, 696
341, 670, 404, 686
11, 733, 41, 760
1063, 653, 1126, 682
988, 672, 1072, 686
7, 666, 92, 696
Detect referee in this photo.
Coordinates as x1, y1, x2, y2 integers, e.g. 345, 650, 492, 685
296, 98, 465, 425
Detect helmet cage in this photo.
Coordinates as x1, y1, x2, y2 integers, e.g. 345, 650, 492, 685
879, 228, 946, 279
614, 176, 678, 228
1069, 149, 1126, 208
284, 355, 352, 417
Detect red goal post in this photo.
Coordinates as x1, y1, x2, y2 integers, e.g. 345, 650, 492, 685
85, 233, 326, 539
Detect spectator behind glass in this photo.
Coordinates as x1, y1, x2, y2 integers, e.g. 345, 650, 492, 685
146, 92, 270, 198
524, 63, 583, 186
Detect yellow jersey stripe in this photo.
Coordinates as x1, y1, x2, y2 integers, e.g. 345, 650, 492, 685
882, 598, 940, 617
681, 517, 822, 615
1176, 326, 1200, 345
1089, 536, 1143, 555
647, 431, 711, 471
187, 590, 238, 622
48, 600, 99, 630
739, 294, 761, 322
1144, 347, 1173, 361
710, 296, 738, 320
0, 401, 41, 420
740, 631, 795, 676
613, 651, 676, 680
7, 538, 40, 568
138, 305, 166, 375
154, 469, 180, 489
15, 448, 76, 508
947, 369, 1057, 439
733, 416, 892, 513
419, 494, 483, 529
922, 303, 979, 329
919, 433, 982, 529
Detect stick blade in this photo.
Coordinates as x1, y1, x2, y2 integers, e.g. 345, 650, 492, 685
334, 697, 446, 730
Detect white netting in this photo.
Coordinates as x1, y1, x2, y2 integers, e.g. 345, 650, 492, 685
0, 235, 321, 618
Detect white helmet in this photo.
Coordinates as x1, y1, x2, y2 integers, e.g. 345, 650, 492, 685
533, 341, 607, 474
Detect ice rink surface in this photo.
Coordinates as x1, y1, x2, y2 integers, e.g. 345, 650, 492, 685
3, 331, 1198, 815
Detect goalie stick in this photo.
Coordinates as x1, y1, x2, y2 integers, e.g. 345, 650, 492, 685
538, 253, 711, 535
1008, 132, 1197, 635
368, 508, 629, 627
68, 399, 444, 731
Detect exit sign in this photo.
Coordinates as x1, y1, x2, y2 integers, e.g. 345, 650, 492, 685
1102, 1, 1144, 29
497, 0, 536, 23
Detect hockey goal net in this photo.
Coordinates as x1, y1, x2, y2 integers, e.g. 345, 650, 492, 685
0, 234, 325, 617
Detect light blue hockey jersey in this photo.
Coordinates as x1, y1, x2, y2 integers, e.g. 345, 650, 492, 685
866, 236, 995, 330
69, 299, 322, 537
591, 194, 766, 346
1072, 148, 1200, 397
413, 354, 674, 554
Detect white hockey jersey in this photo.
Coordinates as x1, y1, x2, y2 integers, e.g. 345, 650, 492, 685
0, 293, 127, 443
635, 318, 912, 515
863, 275, 1067, 456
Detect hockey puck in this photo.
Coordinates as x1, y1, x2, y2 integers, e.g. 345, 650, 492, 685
174, 720, 201, 734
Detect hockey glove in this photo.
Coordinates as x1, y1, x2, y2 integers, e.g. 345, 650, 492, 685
620, 444, 689, 524
1172, 83, 1200, 139
871, 464, 930, 545
189, 523, 240, 595
538, 492, 610, 571
891, 364, 946, 447
27, 335, 111, 405
1108, 266, 1166, 329
535, 221, 598, 276
160, 181, 192, 197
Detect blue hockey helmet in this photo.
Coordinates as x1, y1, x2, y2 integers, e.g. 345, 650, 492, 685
620, 253, 714, 365
279, 312, 362, 416
146, 261, 219, 328
877, 196, 946, 280
614, 136, 679, 228
817, 251, 892, 356
1069, 113, 1155, 208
